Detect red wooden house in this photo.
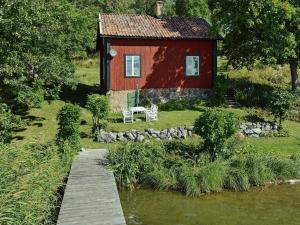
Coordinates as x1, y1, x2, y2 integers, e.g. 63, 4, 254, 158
97, 1, 222, 111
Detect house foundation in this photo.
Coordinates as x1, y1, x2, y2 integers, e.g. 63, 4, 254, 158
108, 88, 213, 112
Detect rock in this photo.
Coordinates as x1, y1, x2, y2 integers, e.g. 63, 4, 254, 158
188, 130, 193, 137
252, 128, 262, 134
108, 132, 117, 141
169, 128, 176, 134
236, 132, 245, 139
125, 132, 135, 141
136, 135, 145, 142
245, 129, 253, 134
186, 126, 194, 131
159, 132, 167, 139
181, 130, 187, 139
97, 134, 105, 142
155, 138, 161, 141
145, 128, 154, 134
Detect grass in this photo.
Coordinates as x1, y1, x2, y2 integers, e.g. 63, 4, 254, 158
0, 143, 71, 224
108, 141, 300, 196
12, 57, 300, 154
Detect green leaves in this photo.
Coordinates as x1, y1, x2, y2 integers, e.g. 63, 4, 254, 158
210, 0, 300, 90
0, 104, 21, 143
56, 103, 82, 151
194, 108, 239, 160
268, 88, 295, 127
86, 94, 110, 134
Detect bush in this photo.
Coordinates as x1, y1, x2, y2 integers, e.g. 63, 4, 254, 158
158, 98, 206, 111
107, 142, 166, 189
108, 141, 300, 197
56, 103, 81, 151
268, 89, 295, 129
0, 143, 71, 224
194, 108, 239, 160
0, 103, 21, 143
210, 72, 230, 105
86, 94, 110, 134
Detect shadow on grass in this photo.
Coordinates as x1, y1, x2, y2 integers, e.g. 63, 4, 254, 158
60, 83, 99, 107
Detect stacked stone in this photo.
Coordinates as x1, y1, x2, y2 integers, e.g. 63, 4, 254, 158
238, 121, 278, 137
96, 126, 194, 143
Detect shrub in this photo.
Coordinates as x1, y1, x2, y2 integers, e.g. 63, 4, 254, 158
210, 72, 230, 105
225, 168, 250, 191
268, 89, 295, 129
158, 98, 206, 111
0, 143, 71, 224
194, 108, 239, 160
107, 142, 165, 189
108, 141, 300, 197
195, 160, 227, 193
0, 103, 21, 143
56, 103, 81, 151
86, 94, 110, 134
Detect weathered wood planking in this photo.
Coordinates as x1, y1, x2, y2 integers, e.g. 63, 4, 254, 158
57, 149, 126, 225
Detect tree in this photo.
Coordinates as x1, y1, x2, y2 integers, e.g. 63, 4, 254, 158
210, 0, 300, 92
269, 89, 295, 129
86, 94, 110, 134
0, 0, 93, 108
175, 0, 210, 19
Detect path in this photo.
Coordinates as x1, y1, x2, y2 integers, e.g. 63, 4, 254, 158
57, 149, 126, 225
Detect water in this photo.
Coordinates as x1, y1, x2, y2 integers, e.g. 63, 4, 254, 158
119, 184, 300, 225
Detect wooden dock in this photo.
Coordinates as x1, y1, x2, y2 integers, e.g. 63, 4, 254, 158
57, 149, 126, 225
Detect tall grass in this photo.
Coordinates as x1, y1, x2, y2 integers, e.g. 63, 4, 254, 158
0, 143, 72, 225
108, 141, 300, 197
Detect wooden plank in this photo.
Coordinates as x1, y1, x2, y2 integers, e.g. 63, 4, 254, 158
57, 149, 126, 225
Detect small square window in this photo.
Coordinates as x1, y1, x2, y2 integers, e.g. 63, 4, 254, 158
125, 55, 141, 77
186, 55, 200, 76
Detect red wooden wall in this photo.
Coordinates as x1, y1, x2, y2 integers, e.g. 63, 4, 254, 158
108, 38, 213, 91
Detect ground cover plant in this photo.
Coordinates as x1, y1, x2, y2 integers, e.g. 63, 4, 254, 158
108, 141, 300, 196
0, 142, 75, 225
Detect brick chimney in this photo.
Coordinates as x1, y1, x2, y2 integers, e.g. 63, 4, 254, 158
153, 1, 164, 18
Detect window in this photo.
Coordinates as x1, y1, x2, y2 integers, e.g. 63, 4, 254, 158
186, 55, 200, 76
125, 55, 141, 77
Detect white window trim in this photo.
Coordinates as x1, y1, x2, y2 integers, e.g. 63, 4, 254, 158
125, 55, 141, 77
185, 55, 200, 77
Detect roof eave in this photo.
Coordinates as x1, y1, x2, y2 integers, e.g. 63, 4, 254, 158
99, 34, 224, 41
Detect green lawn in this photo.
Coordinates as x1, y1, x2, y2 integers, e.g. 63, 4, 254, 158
12, 58, 300, 154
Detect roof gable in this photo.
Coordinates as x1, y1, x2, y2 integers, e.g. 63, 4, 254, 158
99, 13, 222, 40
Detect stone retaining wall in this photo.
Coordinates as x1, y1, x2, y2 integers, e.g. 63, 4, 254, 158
238, 121, 278, 137
108, 88, 212, 112
97, 126, 194, 143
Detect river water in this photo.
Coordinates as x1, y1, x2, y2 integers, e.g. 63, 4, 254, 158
119, 184, 300, 225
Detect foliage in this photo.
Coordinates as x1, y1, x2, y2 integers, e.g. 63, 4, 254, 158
107, 142, 166, 189
86, 94, 110, 134
210, 0, 300, 91
0, 103, 21, 143
194, 109, 239, 160
108, 141, 300, 196
228, 64, 291, 108
56, 104, 81, 151
158, 98, 206, 111
0, 142, 72, 225
268, 89, 295, 128
175, 0, 210, 19
0, 0, 92, 109
210, 72, 230, 105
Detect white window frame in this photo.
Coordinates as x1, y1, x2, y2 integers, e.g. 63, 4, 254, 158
125, 55, 141, 77
185, 55, 200, 76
